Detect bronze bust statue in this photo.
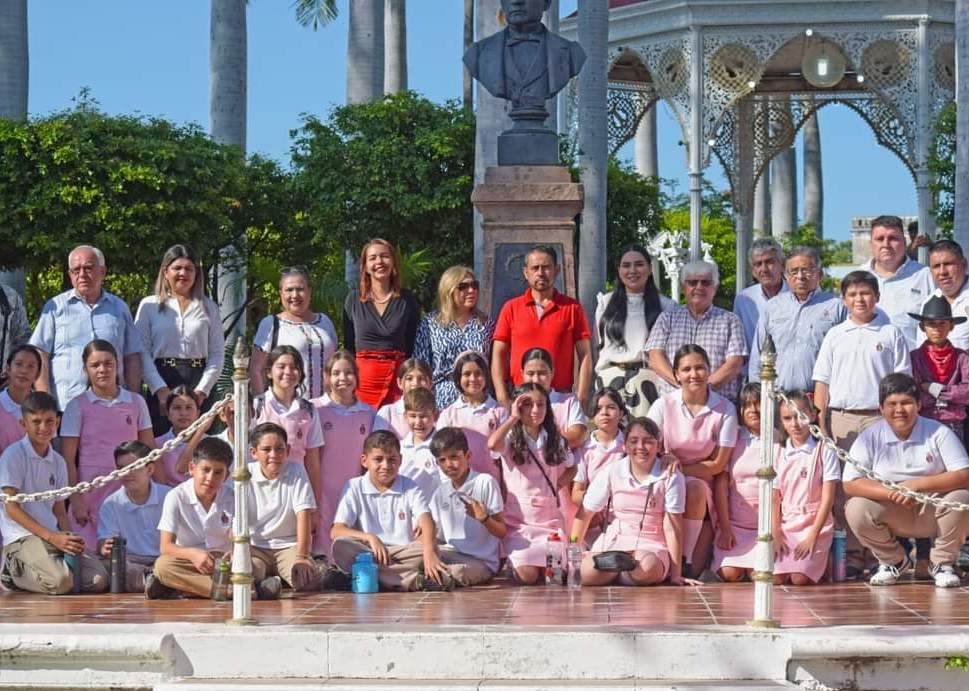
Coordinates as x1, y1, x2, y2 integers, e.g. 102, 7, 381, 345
464, 0, 586, 166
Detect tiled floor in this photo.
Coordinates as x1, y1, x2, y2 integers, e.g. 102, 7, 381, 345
2, 580, 969, 628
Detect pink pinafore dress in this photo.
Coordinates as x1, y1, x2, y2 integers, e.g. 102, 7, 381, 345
501, 431, 572, 568
312, 397, 374, 555
154, 430, 189, 486
774, 441, 834, 583
254, 393, 316, 466
574, 431, 625, 542
591, 459, 681, 579
437, 397, 506, 484
550, 392, 584, 531
712, 430, 780, 572
70, 394, 142, 548
0, 398, 24, 455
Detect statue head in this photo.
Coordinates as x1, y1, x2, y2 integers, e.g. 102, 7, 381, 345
500, 0, 551, 32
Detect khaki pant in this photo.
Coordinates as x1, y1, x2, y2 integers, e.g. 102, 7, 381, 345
153, 551, 225, 598
846, 490, 969, 566
3, 536, 107, 595
100, 553, 156, 593
251, 544, 320, 591
331, 538, 493, 591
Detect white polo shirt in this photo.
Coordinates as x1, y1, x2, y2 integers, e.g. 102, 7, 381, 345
157, 478, 234, 551
430, 470, 503, 573
857, 257, 934, 346
549, 391, 587, 429
0, 437, 68, 545
334, 473, 429, 546
400, 432, 446, 503
247, 461, 317, 550
845, 416, 969, 483
812, 312, 911, 409
98, 480, 170, 557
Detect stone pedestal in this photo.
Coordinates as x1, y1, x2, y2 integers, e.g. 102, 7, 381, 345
471, 166, 584, 318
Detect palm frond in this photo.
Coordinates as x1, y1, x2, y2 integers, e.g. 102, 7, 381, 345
292, 0, 339, 30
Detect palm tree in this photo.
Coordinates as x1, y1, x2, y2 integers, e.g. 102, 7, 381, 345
384, 0, 407, 94
0, 0, 28, 296
956, 0, 969, 248
347, 0, 384, 104
577, 0, 608, 320
802, 111, 823, 236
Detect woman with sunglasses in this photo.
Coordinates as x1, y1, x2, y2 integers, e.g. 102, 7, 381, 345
251, 266, 337, 399
414, 266, 495, 408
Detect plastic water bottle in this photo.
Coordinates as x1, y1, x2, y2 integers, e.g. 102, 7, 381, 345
831, 528, 847, 582
351, 552, 379, 593
545, 532, 564, 585
62, 551, 81, 594
566, 537, 582, 590
210, 556, 231, 601
109, 536, 127, 594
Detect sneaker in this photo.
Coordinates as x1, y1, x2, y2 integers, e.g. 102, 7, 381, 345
0, 560, 16, 591
957, 542, 969, 570
144, 572, 177, 600
914, 559, 931, 581
321, 566, 352, 592
415, 570, 456, 592
869, 558, 911, 586
930, 563, 961, 588
255, 575, 282, 600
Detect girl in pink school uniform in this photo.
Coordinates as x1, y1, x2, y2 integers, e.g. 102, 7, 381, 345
437, 351, 507, 484
373, 358, 432, 439
571, 388, 626, 510
0, 345, 42, 453
713, 383, 781, 582
571, 417, 696, 586
153, 385, 200, 486
646, 344, 737, 576
773, 391, 839, 585
60, 339, 156, 550
253, 344, 324, 507
488, 382, 576, 584
310, 349, 375, 555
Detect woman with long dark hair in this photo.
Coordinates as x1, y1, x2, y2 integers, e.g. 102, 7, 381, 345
594, 245, 674, 417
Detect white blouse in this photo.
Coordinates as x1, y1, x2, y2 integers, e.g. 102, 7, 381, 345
594, 290, 675, 369
252, 313, 337, 399
135, 295, 225, 395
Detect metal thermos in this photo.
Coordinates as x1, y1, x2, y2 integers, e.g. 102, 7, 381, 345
109, 536, 127, 594
63, 552, 81, 594
831, 528, 847, 582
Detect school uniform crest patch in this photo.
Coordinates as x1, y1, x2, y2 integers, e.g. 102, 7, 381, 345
221, 511, 230, 525
125, 415, 133, 426
876, 344, 884, 352
360, 425, 366, 435
323, 421, 333, 432
398, 511, 406, 520
297, 429, 303, 440
49, 473, 55, 486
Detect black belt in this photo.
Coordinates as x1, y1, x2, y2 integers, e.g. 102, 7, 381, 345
157, 357, 205, 368
608, 361, 645, 371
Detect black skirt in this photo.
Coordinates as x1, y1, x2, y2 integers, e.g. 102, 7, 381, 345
147, 357, 210, 435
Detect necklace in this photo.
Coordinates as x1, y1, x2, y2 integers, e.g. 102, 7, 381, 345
369, 291, 393, 305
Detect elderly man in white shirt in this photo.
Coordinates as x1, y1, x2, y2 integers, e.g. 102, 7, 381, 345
733, 237, 788, 348
922, 239, 969, 350
857, 215, 934, 346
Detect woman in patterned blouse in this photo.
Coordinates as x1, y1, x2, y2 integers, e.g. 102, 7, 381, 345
414, 266, 495, 408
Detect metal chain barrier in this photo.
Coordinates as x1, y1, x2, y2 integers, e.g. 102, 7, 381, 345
0, 393, 233, 505
773, 389, 969, 512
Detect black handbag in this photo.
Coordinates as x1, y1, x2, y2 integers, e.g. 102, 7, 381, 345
591, 482, 655, 573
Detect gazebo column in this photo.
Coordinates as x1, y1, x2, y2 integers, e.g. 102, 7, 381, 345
735, 99, 754, 290
915, 18, 936, 263
688, 27, 704, 259
635, 106, 659, 178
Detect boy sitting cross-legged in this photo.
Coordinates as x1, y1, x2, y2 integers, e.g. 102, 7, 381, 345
0, 392, 107, 594
330, 429, 457, 591
150, 437, 234, 598
97, 440, 171, 592
428, 427, 506, 586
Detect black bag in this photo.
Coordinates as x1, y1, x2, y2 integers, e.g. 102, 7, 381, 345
592, 550, 638, 572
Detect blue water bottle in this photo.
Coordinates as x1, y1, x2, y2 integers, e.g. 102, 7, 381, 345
351, 552, 379, 593
62, 552, 82, 594
831, 528, 847, 582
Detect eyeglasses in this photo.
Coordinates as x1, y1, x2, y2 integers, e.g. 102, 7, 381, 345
68, 264, 98, 277
785, 267, 818, 277
457, 280, 480, 292
684, 279, 714, 287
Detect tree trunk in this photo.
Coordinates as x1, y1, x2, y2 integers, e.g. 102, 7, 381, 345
634, 107, 658, 179
463, 0, 474, 110
210, 0, 247, 341
0, 0, 27, 297
383, 0, 407, 94
771, 146, 797, 239
577, 0, 608, 322
956, 0, 969, 249
348, 0, 385, 105
802, 111, 823, 236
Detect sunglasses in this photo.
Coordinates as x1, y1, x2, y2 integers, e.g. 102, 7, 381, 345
457, 280, 480, 292
684, 278, 714, 287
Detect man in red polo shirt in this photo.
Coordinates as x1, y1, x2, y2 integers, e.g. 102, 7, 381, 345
491, 245, 592, 408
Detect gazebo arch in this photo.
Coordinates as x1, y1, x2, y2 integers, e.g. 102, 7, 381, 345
561, 0, 956, 288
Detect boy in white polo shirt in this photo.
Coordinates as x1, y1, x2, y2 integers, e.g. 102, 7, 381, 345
399, 387, 445, 502
0, 392, 107, 594
428, 427, 505, 586
97, 440, 170, 592
814, 270, 912, 451
331, 429, 457, 591
247, 422, 320, 594
845, 373, 969, 588
151, 437, 234, 599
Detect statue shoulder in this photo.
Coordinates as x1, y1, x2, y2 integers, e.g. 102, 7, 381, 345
547, 32, 587, 72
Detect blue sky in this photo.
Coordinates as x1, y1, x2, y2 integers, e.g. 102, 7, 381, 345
28, 0, 917, 244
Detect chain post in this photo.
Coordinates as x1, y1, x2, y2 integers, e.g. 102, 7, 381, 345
749, 334, 779, 628
228, 336, 255, 626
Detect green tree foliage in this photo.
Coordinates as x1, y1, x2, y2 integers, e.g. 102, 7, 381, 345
929, 101, 956, 236
603, 159, 664, 280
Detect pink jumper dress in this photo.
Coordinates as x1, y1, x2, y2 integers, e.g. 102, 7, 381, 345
311, 397, 374, 555
154, 430, 189, 486
437, 397, 506, 484
0, 399, 24, 455
590, 459, 684, 579
774, 441, 834, 583
500, 432, 573, 569
550, 392, 585, 531
69, 394, 143, 549
575, 431, 625, 486
712, 430, 780, 572
253, 393, 317, 466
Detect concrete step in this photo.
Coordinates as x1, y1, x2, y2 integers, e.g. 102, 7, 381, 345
154, 682, 798, 691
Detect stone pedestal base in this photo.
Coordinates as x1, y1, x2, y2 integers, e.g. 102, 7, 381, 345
471, 166, 584, 318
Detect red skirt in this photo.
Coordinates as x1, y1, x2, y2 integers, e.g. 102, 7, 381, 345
356, 350, 405, 408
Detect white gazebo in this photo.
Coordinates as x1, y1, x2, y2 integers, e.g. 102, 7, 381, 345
561, 0, 956, 288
